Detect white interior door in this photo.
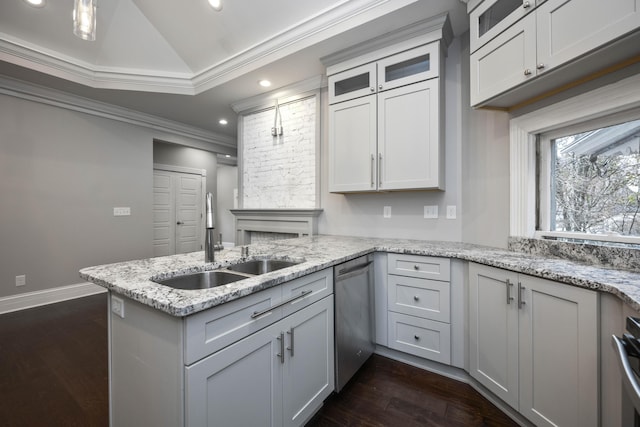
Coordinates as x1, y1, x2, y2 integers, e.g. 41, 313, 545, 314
153, 169, 203, 256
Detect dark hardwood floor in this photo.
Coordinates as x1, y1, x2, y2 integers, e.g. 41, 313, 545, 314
306, 355, 519, 427
0, 293, 109, 427
0, 294, 517, 427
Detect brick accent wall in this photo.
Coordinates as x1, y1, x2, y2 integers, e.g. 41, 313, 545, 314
242, 96, 316, 209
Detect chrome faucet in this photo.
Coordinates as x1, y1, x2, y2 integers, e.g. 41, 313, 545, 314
205, 192, 215, 263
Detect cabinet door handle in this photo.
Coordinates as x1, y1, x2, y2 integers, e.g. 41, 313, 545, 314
414, 335, 420, 341
251, 290, 312, 319
176, 221, 184, 225
378, 84, 383, 90
287, 327, 295, 357
277, 332, 285, 364
523, 1, 531, 8
370, 87, 375, 92
537, 63, 545, 70
518, 283, 526, 309
524, 69, 532, 76
371, 154, 375, 188
378, 153, 382, 187
413, 295, 420, 302
506, 279, 514, 304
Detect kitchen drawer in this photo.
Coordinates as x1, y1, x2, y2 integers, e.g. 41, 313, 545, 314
281, 269, 333, 318
387, 253, 450, 281
184, 286, 282, 365
388, 311, 451, 364
388, 275, 450, 322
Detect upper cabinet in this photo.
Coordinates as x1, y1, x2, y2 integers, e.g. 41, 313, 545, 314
323, 14, 452, 193
469, 0, 640, 108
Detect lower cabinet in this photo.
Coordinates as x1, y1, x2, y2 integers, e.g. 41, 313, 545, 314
468, 262, 599, 427
386, 254, 452, 364
185, 295, 334, 427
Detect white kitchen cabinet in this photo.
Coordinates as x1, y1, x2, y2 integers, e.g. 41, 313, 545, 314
186, 296, 334, 427
378, 79, 442, 190
470, 13, 536, 107
109, 268, 334, 427
328, 95, 377, 192
469, 0, 537, 54
326, 34, 447, 193
468, 262, 599, 427
469, 0, 640, 107
386, 254, 452, 364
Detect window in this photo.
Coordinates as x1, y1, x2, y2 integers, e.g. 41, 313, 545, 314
537, 114, 640, 245
509, 71, 640, 247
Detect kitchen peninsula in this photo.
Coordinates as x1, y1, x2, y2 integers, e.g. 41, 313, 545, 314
81, 235, 640, 427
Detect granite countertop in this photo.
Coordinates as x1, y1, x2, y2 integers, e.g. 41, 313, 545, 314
79, 235, 640, 317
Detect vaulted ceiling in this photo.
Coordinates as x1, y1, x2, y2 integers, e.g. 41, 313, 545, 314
0, 0, 468, 144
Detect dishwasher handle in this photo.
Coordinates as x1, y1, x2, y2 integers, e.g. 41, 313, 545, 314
336, 261, 372, 281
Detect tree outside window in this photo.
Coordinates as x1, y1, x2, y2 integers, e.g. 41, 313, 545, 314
552, 119, 640, 237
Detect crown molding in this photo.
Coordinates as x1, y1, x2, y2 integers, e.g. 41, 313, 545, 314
0, 0, 414, 95
0, 74, 236, 152
0, 35, 196, 95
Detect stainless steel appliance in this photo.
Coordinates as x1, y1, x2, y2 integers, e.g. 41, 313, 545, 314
334, 254, 375, 392
613, 317, 640, 426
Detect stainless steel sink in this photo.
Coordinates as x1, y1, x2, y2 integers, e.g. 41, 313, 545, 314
227, 259, 300, 275
153, 271, 247, 290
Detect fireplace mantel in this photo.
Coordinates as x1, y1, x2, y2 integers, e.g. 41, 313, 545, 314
230, 209, 323, 245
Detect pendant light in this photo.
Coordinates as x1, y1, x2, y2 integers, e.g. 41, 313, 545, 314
73, 0, 97, 41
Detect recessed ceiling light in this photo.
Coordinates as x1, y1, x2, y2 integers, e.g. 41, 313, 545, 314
219, 119, 228, 125
208, 0, 222, 11
24, 0, 45, 7
259, 80, 272, 88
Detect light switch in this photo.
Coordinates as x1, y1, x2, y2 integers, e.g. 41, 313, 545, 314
424, 205, 438, 219
113, 207, 131, 216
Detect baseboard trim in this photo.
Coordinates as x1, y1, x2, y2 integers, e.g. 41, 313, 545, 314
0, 282, 106, 314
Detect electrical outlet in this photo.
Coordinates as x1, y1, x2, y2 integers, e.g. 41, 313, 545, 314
113, 207, 131, 216
15, 275, 26, 287
424, 205, 438, 219
446, 205, 457, 219
383, 206, 392, 218
111, 295, 125, 318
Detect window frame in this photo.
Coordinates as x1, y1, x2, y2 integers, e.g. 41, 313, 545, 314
510, 72, 640, 246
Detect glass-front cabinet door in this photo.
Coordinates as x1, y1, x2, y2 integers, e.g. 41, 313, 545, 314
470, 0, 538, 53
328, 63, 376, 105
376, 43, 440, 92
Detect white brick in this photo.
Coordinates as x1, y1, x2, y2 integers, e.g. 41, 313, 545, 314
242, 96, 317, 209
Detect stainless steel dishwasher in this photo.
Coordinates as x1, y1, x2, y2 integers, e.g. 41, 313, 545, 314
334, 254, 375, 392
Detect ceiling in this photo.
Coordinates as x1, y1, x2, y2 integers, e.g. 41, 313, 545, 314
0, 0, 469, 147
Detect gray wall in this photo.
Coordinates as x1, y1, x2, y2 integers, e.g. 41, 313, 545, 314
459, 32, 511, 249
318, 37, 465, 242
0, 93, 153, 297
217, 165, 238, 246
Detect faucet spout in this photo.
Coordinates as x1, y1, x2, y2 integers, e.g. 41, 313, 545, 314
205, 192, 215, 263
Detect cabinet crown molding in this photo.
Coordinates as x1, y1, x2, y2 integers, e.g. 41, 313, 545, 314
321, 12, 453, 76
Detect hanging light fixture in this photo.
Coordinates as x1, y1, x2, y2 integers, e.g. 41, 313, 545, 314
73, 0, 97, 41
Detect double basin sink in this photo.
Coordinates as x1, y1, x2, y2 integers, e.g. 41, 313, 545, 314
153, 259, 302, 290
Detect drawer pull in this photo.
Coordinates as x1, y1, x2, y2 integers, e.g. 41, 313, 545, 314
413, 265, 419, 270
251, 290, 313, 319
414, 335, 420, 341
413, 295, 420, 302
